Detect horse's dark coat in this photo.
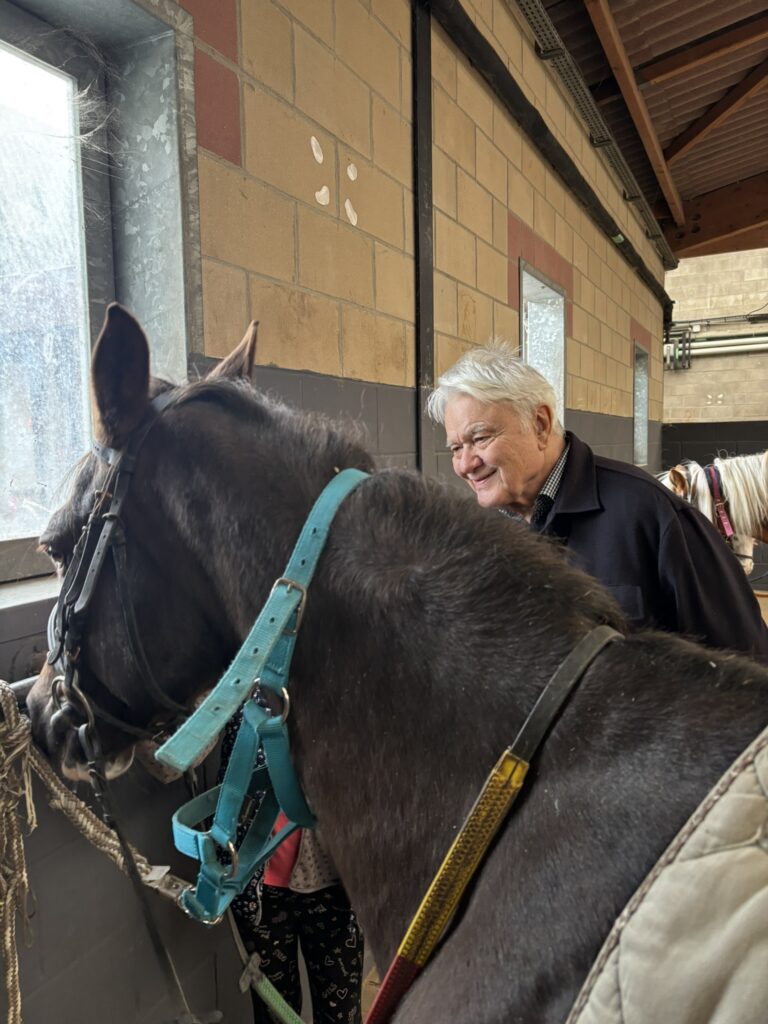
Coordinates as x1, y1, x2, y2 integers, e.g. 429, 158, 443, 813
29, 311, 768, 1023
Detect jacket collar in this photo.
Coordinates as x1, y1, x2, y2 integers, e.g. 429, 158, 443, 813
550, 432, 601, 516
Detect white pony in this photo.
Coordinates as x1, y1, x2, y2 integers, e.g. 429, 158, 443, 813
658, 453, 768, 575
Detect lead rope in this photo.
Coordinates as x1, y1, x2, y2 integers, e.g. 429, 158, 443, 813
0, 682, 301, 1024
0, 683, 34, 1024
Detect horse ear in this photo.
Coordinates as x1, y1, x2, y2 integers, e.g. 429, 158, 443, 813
208, 321, 259, 381
92, 303, 150, 447
668, 467, 689, 498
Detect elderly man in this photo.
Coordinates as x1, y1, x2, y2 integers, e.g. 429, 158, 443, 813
427, 343, 768, 661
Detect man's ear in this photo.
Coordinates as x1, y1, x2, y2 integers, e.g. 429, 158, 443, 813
91, 303, 150, 447
667, 466, 690, 498
207, 321, 259, 381
533, 403, 555, 447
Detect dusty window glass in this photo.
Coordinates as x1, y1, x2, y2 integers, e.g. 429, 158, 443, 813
633, 345, 649, 466
0, 41, 91, 544
521, 268, 565, 421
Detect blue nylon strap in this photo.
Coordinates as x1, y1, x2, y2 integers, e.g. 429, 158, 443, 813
158, 468, 369, 923
156, 468, 369, 774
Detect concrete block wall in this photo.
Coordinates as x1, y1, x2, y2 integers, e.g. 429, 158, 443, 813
184, 0, 665, 469
427, 3, 665, 470
664, 352, 768, 424
187, 0, 416, 395
664, 248, 768, 424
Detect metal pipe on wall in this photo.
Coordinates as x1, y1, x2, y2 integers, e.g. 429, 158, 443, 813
690, 344, 768, 357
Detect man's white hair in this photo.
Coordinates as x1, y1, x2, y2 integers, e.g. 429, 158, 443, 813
426, 342, 564, 435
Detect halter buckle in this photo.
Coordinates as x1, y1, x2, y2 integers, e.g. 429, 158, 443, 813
270, 577, 308, 635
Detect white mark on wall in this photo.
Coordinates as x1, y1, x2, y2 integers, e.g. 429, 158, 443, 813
310, 136, 324, 163
315, 185, 330, 206
344, 198, 358, 226
346, 162, 358, 181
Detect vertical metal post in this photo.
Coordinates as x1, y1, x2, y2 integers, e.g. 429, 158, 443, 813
412, 0, 435, 473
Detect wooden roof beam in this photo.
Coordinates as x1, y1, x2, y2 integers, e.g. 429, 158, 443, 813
665, 57, 768, 164
643, 12, 768, 85
584, 0, 685, 225
591, 12, 768, 105
663, 170, 768, 256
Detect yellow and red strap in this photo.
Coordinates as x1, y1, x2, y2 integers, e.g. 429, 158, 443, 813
365, 749, 529, 1024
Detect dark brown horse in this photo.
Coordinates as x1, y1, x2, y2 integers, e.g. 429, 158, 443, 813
27, 307, 768, 1023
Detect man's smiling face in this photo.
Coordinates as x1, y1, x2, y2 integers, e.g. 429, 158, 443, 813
444, 393, 555, 516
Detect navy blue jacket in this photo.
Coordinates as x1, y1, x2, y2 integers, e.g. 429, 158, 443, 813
534, 433, 768, 661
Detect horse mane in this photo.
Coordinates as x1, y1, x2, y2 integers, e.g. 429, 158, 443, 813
686, 461, 713, 522
660, 454, 768, 557
43, 374, 375, 555
715, 452, 768, 538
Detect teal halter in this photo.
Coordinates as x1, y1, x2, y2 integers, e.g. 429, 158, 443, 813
155, 468, 369, 923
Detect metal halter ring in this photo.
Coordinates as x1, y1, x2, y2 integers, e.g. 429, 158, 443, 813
70, 673, 97, 731
176, 886, 223, 928
279, 686, 290, 725
50, 674, 67, 711
222, 840, 239, 880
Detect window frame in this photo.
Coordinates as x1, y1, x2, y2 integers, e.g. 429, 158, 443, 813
519, 259, 567, 425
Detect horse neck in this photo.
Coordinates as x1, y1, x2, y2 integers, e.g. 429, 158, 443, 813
290, 611, 768, 993
273, 473, 622, 968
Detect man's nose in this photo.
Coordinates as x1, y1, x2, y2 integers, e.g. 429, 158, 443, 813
455, 446, 480, 477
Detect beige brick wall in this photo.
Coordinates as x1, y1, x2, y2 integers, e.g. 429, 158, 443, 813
429, 2, 665, 421
194, 0, 665, 405
664, 248, 768, 422
666, 248, 768, 321
664, 353, 768, 423
198, 0, 415, 387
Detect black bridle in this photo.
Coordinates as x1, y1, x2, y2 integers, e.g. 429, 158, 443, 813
44, 388, 226, 1023
47, 390, 187, 750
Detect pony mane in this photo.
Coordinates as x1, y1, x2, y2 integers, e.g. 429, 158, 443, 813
715, 452, 768, 539
686, 461, 714, 523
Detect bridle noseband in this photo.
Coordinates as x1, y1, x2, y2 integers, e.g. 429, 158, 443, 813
47, 390, 186, 755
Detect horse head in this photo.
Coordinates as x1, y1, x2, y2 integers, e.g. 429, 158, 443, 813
27, 303, 373, 780
659, 457, 761, 574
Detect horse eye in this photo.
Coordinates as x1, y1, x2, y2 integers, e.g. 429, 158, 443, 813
44, 544, 65, 567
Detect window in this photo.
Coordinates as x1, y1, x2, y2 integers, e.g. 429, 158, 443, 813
0, 0, 197, 583
520, 264, 565, 422
633, 344, 649, 466
0, 41, 92, 565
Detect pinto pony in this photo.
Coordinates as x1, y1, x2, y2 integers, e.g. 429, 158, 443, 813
25, 307, 768, 1023
658, 454, 768, 574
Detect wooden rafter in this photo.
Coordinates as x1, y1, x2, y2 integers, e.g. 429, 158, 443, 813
592, 11, 768, 105
584, 0, 685, 225
663, 170, 768, 256
665, 57, 768, 164
643, 13, 768, 85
